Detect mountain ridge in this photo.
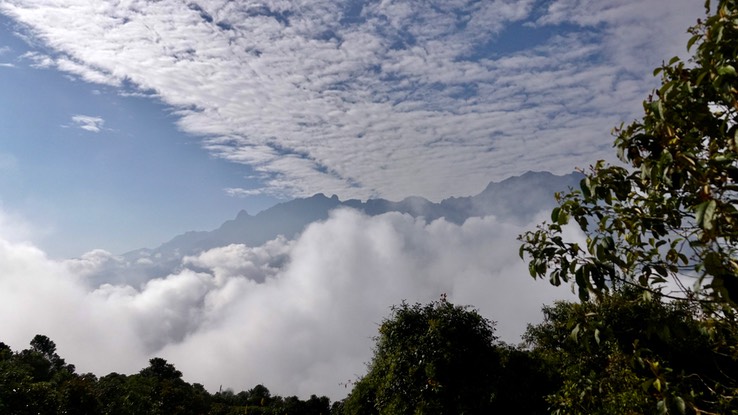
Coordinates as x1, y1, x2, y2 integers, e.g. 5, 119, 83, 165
90, 171, 581, 286
128, 170, 580, 256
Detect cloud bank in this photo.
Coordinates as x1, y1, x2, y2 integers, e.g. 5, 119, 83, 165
0, 207, 578, 400
0, 0, 703, 200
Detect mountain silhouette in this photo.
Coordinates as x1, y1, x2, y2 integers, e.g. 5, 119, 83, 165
95, 171, 581, 286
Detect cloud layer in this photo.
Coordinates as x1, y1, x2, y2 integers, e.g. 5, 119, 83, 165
0, 0, 703, 200
0, 207, 578, 400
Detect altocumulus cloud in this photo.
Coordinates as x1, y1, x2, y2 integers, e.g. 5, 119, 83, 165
0, 0, 702, 200
0, 207, 580, 400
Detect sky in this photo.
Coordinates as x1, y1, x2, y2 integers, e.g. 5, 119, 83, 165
0, 0, 703, 257
0, 0, 708, 402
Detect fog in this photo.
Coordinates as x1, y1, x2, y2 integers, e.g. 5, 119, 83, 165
0, 208, 580, 400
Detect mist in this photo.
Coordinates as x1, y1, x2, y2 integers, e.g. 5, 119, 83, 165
0, 208, 579, 400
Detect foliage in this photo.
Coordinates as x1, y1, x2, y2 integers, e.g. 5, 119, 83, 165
341, 297, 501, 414
524, 289, 738, 414
488, 344, 558, 415
519, 0, 738, 311
0, 334, 332, 415
518, 1, 738, 411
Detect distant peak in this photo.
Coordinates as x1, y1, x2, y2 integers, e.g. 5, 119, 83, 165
482, 171, 577, 192
235, 209, 251, 220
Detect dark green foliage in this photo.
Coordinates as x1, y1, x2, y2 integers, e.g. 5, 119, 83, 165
519, 0, 738, 313
524, 289, 738, 414
518, 2, 738, 412
490, 344, 557, 415
342, 297, 501, 414
0, 335, 331, 415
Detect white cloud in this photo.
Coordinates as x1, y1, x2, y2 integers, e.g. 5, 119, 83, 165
70, 114, 105, 133
224, 187, 265, 197
19, 50, 54, 68
0, 0, 704, 201
0, 206, 578, 400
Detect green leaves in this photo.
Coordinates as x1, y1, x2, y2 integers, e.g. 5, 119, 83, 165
520, 0, 738, 313
518, 4, 738, 411
717, 64, 737, 76
345, 299, 501, 414
695, 199, 717, 231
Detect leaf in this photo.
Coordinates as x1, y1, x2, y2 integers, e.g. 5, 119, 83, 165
594, 328, 600, 345
569, 323, 580, 343
718, 65, 737, 76
674, 396, 686, 414
694, 200, 716, 228
704, 251, 724, 276
550, 269, 561, 286
657, 399, 667, 415
557, 209, 569, 226
687, 34, 700, 50
551, 207, 561, 223
703, 199, 717, 231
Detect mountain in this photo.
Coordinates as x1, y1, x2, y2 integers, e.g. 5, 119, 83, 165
90, 171, 581, 286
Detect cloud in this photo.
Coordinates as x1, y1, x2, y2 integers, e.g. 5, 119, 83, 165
70, 114, 105, 133
224, 187, 265, 197
0, 206, 579, 400
0, 45, 14, 67
19, 50, 54, 68
0, 0, 704, 201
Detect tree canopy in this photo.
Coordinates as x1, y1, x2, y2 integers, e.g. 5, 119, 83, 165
0, 335, 332, 415
341, 297, 501, 415
518, 0, 738, 412
524, 288, 738, 414
520, 0, 738, 313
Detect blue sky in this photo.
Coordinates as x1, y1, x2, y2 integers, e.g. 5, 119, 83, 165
0, 13, 278, 256
0, 0, 703, 257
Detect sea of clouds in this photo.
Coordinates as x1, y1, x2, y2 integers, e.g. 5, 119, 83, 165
0, 207, 580, 400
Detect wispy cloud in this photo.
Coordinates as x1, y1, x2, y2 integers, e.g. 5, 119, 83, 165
224, 187, 266, 197
0, 0, 703, 200
0, 45, 13, 67
70, 114, 105, 133
20, 50, 54, 68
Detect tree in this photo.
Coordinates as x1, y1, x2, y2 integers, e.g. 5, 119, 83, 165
520, 0, 738, 312
489, 344, 557, 415
137, 358, 206, 415
523, 289, 738, 414
342, 297, 500, 414
518, 1, 738, 411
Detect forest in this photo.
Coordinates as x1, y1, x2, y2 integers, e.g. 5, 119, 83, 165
1, 288, 737, 414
